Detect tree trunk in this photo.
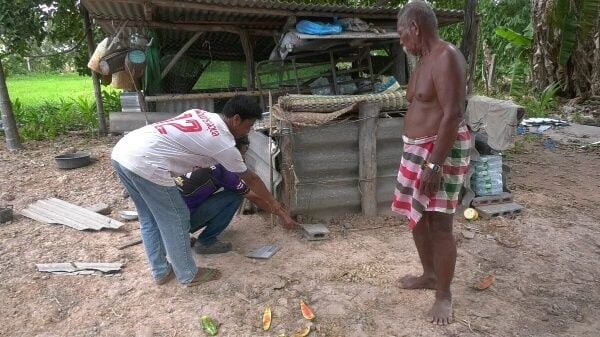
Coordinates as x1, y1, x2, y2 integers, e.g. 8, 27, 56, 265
0, 58, 23, 151
81, 6, 108, 136
533, 0, 599, 98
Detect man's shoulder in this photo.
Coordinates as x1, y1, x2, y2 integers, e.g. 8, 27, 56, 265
436, 41, 465, 63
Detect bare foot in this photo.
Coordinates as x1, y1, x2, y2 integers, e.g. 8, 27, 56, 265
429, 297, 453, 325
398, 274, 437, 290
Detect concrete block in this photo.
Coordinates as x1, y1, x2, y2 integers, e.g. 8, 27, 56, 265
300, 223, 330, 241
475, 202, 523, 219
471, 192, 513, 207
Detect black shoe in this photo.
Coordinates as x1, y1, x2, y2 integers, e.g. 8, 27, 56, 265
193, 240, 232, 254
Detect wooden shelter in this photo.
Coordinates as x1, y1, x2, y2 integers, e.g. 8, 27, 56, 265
81, 0, 479, 218
81, 0, 471, 130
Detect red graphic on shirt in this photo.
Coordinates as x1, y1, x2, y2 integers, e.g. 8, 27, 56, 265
154, 113, 203, 134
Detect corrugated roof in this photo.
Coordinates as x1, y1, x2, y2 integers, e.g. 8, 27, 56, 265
83, 0, 463, 22
82, 0, 464, 61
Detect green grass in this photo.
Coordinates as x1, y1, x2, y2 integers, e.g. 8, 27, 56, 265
6, 73, 94, 105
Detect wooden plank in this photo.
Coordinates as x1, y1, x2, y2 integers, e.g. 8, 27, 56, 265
161, 31, 204, 80
145, 89, 289, 102
279, 121, 295, 215
116, 238, 143, 250
358, 102, 379, 216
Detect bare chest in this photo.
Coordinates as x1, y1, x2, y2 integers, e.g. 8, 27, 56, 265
406, 62, 437, 104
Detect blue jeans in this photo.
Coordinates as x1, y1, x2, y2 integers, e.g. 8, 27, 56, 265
190, 190, 243, 246
112, 160, 197, 284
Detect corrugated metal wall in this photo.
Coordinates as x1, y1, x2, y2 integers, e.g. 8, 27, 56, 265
155, 98, 214, 114
287, 117, 404, 218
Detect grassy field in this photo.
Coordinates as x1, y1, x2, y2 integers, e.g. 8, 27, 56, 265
6, 73, 95, 105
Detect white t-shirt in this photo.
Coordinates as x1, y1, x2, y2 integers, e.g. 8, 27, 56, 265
112, 109, 247, 186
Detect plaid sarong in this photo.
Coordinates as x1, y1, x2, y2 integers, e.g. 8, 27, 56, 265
391, 125, 471, 229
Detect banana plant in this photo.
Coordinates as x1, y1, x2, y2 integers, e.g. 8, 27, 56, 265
549, 0, 600, 65
495, 25, 532, 97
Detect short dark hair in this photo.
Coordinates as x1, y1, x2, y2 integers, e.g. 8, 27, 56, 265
222, 95, 263, 120
397, 0, 438, 33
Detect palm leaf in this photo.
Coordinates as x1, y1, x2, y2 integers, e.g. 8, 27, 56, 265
579, 0, 600, 40
495, 27, 532, 50
558, 9, 578, 65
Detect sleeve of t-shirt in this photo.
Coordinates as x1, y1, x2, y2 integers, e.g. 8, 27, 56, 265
211, 146, 247, 173
212, 165, 250, 195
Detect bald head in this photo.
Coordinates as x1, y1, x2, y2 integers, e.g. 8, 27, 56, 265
397, 0, 438, 34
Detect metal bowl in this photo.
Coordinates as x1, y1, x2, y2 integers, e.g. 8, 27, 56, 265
54, 152, 91, 169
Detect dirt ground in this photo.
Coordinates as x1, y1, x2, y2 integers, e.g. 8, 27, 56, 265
0, 132, 599, 337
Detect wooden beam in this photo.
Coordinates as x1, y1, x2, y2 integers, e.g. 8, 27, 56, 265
144, 2, 156, 21
358, 102, 379, 216
145, 89, 289, 102
239, 30, 255, 91
100, 0, 408, 20
81, 6, 107, 136
95, 19, 275, 36
160, 31, 204, 79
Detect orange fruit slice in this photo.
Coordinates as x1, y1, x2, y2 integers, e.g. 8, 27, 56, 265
292, 326, 311, 337
300, 300, 315, 320
262, 306, 271, 331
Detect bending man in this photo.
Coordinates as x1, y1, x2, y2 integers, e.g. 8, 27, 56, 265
176, 136, 296, 254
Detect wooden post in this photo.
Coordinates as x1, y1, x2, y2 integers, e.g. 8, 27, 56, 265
358, 102, 379, 216
280, 121, 294, 215
466, 18, 480, 94
161, 31, 204, 79
81, 6, 107, 136
459, 0, 478, 62
391, 43, 407, 84
460, 0, 479, 94
239, 30, 255, 91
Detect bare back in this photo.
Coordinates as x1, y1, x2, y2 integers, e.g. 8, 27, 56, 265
404, 41, 466, 139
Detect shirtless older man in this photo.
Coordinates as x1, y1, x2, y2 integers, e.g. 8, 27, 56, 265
392, 1, 471, 325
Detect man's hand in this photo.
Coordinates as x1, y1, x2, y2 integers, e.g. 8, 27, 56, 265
419, 167, 442, 196
275, 205, 299, 230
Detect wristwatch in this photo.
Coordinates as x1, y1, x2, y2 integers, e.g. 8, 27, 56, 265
423, 161, 442, 174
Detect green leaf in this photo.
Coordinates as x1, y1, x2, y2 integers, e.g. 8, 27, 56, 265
509, 60, 527, 97
495, 27, 532, 50
579, 0, 600, 40
550, 0, 569, 31
558, 9, 578, 65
